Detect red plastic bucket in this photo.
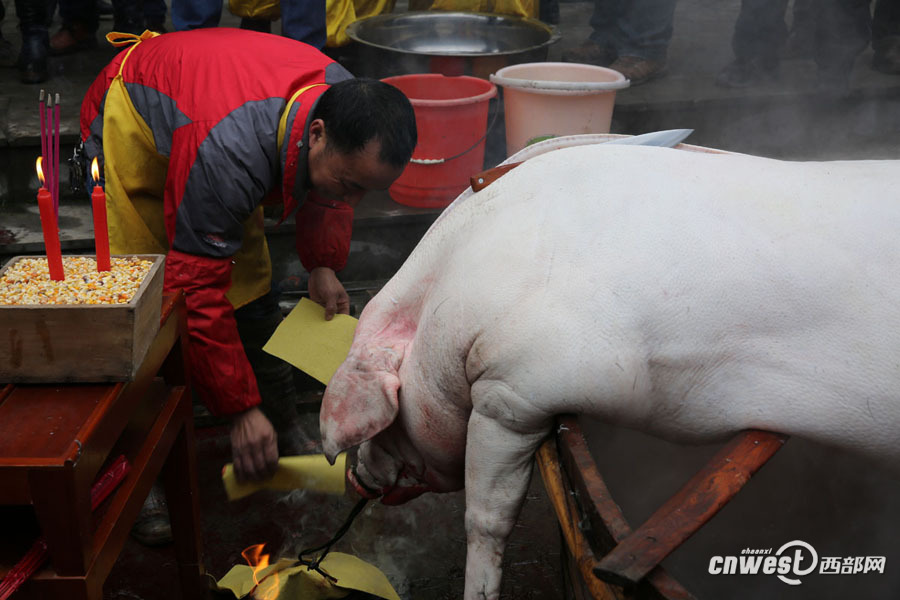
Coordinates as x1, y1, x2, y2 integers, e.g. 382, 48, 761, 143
382, 74, 497, 208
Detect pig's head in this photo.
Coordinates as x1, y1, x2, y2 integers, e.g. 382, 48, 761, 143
321, 331, 444, 505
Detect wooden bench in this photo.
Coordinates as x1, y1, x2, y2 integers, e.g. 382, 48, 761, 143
537, 415, 787, 599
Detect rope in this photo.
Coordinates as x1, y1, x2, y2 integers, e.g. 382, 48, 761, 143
409, 95, 501, 165
293, 497, 371, 583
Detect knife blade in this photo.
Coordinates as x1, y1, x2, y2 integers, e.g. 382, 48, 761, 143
604, 128, 694, 147
469, 129, 695, 192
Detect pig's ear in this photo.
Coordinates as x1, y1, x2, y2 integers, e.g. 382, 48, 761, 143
320, 368, 400, 463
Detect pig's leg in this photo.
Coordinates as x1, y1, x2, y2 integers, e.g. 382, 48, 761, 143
463, 381, 550, 600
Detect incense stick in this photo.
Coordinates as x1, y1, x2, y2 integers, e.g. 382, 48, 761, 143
45, 95, 54, 219
54, 93, 61, 219
48, 95, 56, 219
38, 89, 46, 172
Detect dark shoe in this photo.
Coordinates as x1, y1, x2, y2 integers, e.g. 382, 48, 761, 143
872, 36, 900, 75
715, 57, 778, 88
608, 55, 666, 86
145, 19, 168, 34
240, 18, 272, 33
18, 34, 49, 84
112, 19, 144, 35
0, 35, 15, 68
49, 23, 97, 55
561, 39, 616, 66
131, 484, 173, 546
20, 60, 48, 84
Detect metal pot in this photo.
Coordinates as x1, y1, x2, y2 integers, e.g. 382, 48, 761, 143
343, 11, 560, 79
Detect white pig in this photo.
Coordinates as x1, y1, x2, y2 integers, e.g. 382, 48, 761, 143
320, 144, 900, 600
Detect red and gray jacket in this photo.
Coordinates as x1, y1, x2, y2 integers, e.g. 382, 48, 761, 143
80, 29, 354, 415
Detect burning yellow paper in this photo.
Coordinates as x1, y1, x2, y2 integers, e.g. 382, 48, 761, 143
263, 297, 358, 385
217, 553, 400, 600
222, 453, 347, 500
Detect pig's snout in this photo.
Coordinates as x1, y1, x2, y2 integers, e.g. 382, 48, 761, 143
347, 463, 433, 506
347, 464, 382, 500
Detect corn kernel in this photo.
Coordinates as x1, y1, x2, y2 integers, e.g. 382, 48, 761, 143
0, 256, 154, 305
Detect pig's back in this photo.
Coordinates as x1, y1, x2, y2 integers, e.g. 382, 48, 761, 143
443, 145, 900, 316
423, 145, 900, 459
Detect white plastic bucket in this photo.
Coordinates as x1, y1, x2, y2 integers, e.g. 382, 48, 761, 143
489, 62, 630, 156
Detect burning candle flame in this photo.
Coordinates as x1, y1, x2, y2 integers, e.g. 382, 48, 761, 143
36, 156, 45, 186
241, 543, 281, 599
91, 157, 100, 184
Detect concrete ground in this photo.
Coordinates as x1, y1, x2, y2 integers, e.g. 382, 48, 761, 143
2, 0, 900, 599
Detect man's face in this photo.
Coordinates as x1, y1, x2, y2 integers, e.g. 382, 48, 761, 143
307, 119, 406, 207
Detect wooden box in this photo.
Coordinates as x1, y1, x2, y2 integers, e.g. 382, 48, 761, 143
0, 254, 165, 383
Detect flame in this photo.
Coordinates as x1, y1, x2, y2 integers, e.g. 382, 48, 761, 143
241, 543, 281, 599
91, 157, 100, 183
36, 156, 45, 185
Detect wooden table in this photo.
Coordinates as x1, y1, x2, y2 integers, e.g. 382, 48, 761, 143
537, 416, 787, 600
0, 292, 206, 599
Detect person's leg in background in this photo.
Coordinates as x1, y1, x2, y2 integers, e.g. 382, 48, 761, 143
112, 0, 144, 33
142, 0, 168, 32
607, 0, 677, 85
170, 0, 222, 30
813, 0, 870, 90
239, 16, 272, 34
15, 0, 52, 83
98, 0, 113, 16
561, 0, 622, 66
873, 0, 900, 74
280, 0, 327, 49
539, 0, 559, 26
0, 2, 15, 66
50, 0, 99, 55
785, 0, 814, 58
716, 0, 789, 88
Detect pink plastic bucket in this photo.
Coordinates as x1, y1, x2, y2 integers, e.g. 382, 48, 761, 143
490, 62, 629, 156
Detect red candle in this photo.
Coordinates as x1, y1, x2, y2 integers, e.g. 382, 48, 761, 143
36, 158, 64, 281
90, 158, 111, 271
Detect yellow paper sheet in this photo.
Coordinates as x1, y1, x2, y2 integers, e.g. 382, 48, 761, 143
222, 453, 347, 500
217, 553, 400, 600
263, 297, 358, 385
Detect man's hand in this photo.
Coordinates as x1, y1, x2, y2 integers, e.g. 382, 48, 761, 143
308, 266, 350, 320
230, 406, 279, 481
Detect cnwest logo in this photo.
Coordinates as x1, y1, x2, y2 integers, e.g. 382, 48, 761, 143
708, 540, 886, 585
